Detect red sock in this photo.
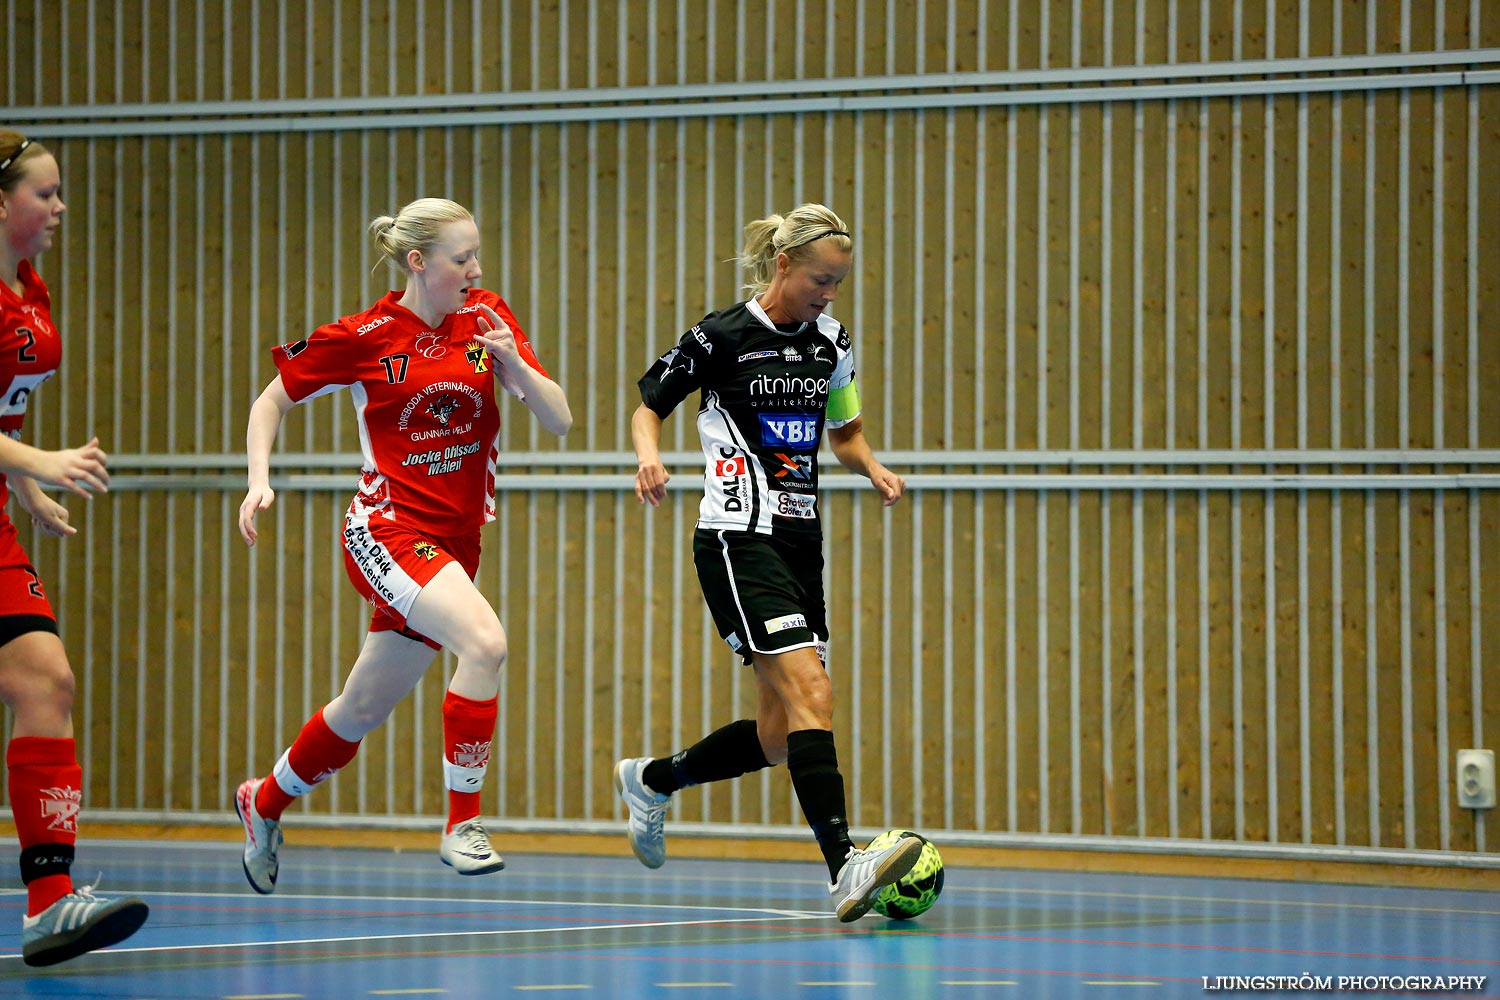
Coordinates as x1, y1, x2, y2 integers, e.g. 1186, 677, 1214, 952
442, 691, 497, 832
7, 737, 81, 916
255, 708, 361, 820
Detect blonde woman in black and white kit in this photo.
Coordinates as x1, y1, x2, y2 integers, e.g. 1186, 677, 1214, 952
617, 203, 921, 921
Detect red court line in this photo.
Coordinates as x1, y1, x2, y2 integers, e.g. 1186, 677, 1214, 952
0, 942, 1477, 999
254, 947, 1203, 985
832, 927, 1500, 967
125, 906, 1500, 966
526, 952, 1208, 985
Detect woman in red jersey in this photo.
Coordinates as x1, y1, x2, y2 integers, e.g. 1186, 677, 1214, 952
234, 197, 571, 893
0, 130, 149, 966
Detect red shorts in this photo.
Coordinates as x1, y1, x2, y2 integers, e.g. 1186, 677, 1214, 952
341, 514, 481, 651
0, 511, 58, 648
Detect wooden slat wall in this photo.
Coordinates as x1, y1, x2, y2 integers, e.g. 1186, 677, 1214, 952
4, 0, 1498, 854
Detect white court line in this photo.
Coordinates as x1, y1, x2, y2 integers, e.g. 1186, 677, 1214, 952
8, 887, 820, 918
18, 881, 1492, 920
0, 913, 825, 961
13, 881, 1489, 920
23, 870, 1486, 919
951, 885, 1500, 917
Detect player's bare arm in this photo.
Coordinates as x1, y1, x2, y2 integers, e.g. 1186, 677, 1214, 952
828, 418, 904, 507
8, 473, 74, 537
0, 433, 108, 497
238, 376, 298, 546
631, 403, 669, 507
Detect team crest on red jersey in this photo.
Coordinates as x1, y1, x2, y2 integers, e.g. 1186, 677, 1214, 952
426, 394, 459, 426
39, 786, 81, 833
465, 342, 490, 374
413, 541, 439, 560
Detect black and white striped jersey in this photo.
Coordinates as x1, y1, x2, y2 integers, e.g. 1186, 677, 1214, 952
638, 297, 858, 537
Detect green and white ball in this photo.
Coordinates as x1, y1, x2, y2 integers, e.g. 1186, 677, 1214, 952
866, 829, 944, 919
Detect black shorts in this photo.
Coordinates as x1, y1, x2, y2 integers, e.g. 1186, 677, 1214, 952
693, 527, 828, 664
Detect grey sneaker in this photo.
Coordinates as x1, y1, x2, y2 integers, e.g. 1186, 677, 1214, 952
439, 818, 506, 875
235, 778, 282, 894
21, 884, 149, 967
828, 834, 923, 922
614, 757, 669, 869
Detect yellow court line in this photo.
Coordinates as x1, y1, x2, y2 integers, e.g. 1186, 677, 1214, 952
370, 992, 448, 996
225, 995, 304, 999
797, 983, 876, 987
653, 984, 734, 989
512, 988, 593, 993
1083, 982, 1161, 987
940, 981, 1019, 986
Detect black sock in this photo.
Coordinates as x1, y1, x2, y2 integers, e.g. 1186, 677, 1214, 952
19, 843, 74, 884
641, 719, 771, 796
786, 728, 854, 880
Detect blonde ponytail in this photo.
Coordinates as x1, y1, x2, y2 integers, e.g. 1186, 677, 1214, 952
368, 198, 473, 273
736, 203, 851, 294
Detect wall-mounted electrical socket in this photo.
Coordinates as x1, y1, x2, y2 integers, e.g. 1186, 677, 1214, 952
1457, 749, 1496, 810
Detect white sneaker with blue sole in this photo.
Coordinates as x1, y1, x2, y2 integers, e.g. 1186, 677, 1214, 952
614, 757, 669, 869
21, 883, 149, 967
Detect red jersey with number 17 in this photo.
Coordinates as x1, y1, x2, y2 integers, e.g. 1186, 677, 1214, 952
271, 287, 548, 533
0, 260, 63, 513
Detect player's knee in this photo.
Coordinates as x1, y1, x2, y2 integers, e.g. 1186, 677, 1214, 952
805, 697, 835, 731
30, 656, 75, 713
466, 622, 507, 672
0, 653, 75, 730
790, 673, 833, 726
806, 706, 835, 731
335, 689, 395, 736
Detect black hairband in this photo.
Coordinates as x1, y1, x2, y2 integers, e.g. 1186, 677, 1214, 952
0, 139, 31, 174
790, 228, 850, 248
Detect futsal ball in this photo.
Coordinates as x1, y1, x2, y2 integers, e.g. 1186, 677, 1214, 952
867, 829, 944, 919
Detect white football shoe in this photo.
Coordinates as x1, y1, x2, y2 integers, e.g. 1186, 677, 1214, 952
439, 818, 506, 875
828, 833, 923, 922
614, 757, 670, 869
235, 778, 282, 895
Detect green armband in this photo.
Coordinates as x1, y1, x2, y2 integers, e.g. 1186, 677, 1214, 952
825, 378, 861, 424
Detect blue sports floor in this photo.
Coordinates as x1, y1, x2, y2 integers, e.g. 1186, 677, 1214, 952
0, 839, 1494, 998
